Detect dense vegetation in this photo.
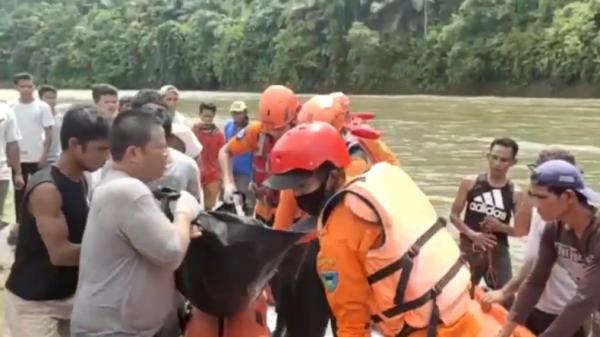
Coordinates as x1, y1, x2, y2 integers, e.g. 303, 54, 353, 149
1, 0, 600, 94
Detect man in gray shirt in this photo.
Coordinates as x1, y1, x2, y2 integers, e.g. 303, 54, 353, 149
497, 160, 599, 337
71, 107, 202, 337
144, 103, 202, 203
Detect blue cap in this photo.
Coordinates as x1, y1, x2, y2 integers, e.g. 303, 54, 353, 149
531, 159, 599, 205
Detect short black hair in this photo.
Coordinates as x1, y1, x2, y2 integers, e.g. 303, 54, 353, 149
489, 137, 519, 158
119, 95, 134, 104
132, 89, 168, 109
38, 84, 57, 98
110, 107, 164, 161
140, 103, 173, 137
60, 105, 111, 151
91, 83, 118, 103
199, 102, 217, 114
13, 72, 33, 85
547, 186, 590, 207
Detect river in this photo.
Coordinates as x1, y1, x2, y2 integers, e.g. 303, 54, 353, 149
2, 89, 600, 271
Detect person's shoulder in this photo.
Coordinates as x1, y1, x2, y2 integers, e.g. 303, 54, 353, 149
170, 148, 197, 168
35, 99, 51, 111
0, 102, 14, 117
235, 121, 261, 140
459, 174, 478, 188
98, 173, 152, 201
6, 99, 18, 108
0, 102, 11, 111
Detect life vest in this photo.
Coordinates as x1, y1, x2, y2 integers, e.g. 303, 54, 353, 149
185, 292, 270, 337
319, 162, 471, 337
344, 132, 399, 166
250, 132, 280, 208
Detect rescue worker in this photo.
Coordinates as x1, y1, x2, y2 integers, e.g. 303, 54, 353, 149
218, 84, 301, 226
270, 94, 401, 337
264, 121, 533, 337
273, 93, 398, 230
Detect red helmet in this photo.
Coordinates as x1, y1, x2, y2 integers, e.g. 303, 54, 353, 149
265, 121, 350, 190
258, 85, 301, 131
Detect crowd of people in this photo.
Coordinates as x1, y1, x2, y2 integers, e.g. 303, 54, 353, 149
0, 71, 598, 337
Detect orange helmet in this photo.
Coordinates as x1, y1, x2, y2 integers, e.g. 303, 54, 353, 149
258, 85, 301, 131
297, 95, 348, 132
330, 92, 350, 114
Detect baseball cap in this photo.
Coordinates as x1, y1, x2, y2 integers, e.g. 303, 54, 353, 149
528, 146, 576, 171
159, 85, 179, 96
229, 101, 247, 112
530, 159, 599, 205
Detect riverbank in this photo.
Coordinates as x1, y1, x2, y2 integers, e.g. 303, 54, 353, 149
2, 82, 600, 99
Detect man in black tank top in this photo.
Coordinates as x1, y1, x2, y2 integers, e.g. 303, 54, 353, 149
5, 105, 110, 337
450, 137, 525, 291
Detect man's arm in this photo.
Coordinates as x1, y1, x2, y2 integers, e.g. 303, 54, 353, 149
450, 176, 496, 248
218, 142, 236, 190
39, 104, 55, 167
317, 208, 378, 337
186, 161, 202, 205
7, 142, 24, 190
39, 126, 52, 167
498, 224, 557, 337
218, 126, 256, 194
482, 186, 529, 237
5, 107, 23, 189
121, 193, 192, 270
449, 177, 476, 236
539, 240, 600, 337
30, 183, 80, 266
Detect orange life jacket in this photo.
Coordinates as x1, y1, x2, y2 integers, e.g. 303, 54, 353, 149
250, 132, 279, 209
319, 162, 471, 337
345, 133, 399, 166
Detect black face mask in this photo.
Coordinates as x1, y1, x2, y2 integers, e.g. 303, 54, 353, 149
295, 182, 327, 217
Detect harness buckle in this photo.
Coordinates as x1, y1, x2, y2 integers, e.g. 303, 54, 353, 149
407, 246, 419, 258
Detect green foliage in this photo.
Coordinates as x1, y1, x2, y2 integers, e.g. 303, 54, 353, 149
1, 0, 599, 93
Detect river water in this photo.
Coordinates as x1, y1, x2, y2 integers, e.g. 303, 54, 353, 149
2, 89, 600, 271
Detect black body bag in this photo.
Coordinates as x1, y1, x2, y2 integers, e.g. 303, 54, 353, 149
153, 188, 307, 317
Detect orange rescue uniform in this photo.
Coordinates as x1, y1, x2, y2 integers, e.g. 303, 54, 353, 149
226, 121, 276, 221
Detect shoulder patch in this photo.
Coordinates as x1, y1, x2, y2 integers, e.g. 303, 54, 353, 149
236, 128, 247, 139
320, 271, 339, 293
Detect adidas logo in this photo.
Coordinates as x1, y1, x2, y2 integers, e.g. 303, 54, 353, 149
468, 190, 508, 221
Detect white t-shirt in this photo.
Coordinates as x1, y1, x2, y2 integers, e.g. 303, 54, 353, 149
171, 111, 186, 125
147, 148, 203, 206
171, 123, 202, 159
0, 104, 22, 180
8, 99, 55, 163
47, 113, 63, 163
524, 209, 577, 314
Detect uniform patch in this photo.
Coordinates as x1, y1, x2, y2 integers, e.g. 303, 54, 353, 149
236, 128, 247, 139
320, 271, 339, 292
317, 258, 336, 269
